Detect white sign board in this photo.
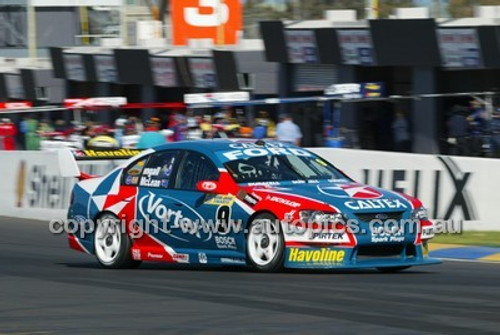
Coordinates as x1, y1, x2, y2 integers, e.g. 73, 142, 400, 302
4, 74, 25, 100
0, 151, 122, 221
438, 29, 482, 68
285, 30, 318, 64
337, 30, 374, 65
1, 149, 499, 232
324, 83, 361, 97
188, 58, 217, 89
151, 57, 177, 87
63, 53, 86, 81
184, 91, 250, 104
95, 54, 117, 83
311, 148, 500, 231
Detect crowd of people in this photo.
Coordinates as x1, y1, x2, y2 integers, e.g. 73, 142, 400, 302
1, 101, 499, 157
446, 101, 500, 157
0, 110, 303, 151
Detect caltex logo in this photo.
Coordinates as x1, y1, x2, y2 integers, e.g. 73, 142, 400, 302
318, 184, 383, 199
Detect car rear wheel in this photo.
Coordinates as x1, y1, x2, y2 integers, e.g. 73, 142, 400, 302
246, 213, 284, 272
376, 266, 411, 273
94, 213, 141, 269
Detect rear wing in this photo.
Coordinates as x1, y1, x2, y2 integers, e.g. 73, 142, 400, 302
58, 148, 143, 179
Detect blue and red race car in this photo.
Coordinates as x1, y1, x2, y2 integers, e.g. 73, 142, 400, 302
64, 140, 440, 272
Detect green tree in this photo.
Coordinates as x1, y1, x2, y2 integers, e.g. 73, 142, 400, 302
449, 0, 500, 18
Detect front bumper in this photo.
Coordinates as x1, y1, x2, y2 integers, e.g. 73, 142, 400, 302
284, 243, 441, 269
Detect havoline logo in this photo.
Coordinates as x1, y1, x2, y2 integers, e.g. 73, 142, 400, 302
288, 248, 345, 264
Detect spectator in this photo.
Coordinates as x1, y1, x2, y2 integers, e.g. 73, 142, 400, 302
468, 100, 487, 156
252, 119, 267, 140
447, 106, 468, 155
114, 117, 127, 146
255, 111, 276, 137
19, 116, 28, 149
276, 114, 302, 145
25, 117, 40, 150
0, 118, 17, 150
392, 112, 411, 152
137, 120, 166, 149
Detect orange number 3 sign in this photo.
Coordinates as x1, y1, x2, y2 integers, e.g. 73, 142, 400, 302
171, 0, 242, 46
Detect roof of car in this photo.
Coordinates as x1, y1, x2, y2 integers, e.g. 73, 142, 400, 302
154, 139, 298, 153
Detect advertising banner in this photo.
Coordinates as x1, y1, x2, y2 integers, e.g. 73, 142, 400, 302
4, 74, 25, 100
151, 57, 178, 87
0, 152, 122, 221
171, 0, 242, 46
63, 54, 86, 81
311, 148, 500, 231
284, 30, 318, 64
95, 54, 117, 83
337, 30, 375, 65
188, 58, 217, 89
438, 28, 482, 68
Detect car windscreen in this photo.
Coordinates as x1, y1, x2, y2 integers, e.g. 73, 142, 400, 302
224, 152, 348, 184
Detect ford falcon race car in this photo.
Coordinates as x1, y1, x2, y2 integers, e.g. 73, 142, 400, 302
63, 140, 440, 272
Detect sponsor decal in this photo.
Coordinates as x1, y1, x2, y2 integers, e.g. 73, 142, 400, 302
318, 184, 382, 199
74, 149, 141, 160
138, 192, 212, 242
284, 210, 296, 222
288, 248, 346, 264
215, 236, 237, 250
201, 181, 217, 192
222, 147, 312, 161
126, 176, 139, 185
421, 225, 435, 240
148, 252, 164, 260
132, 249, 141, 260
198, 252, 208, 264
345, 199, 407, 211
220, 257, 246, 265
236, 190, 259, 206
310, 232, 350, 243
265, 195, 301, 208
173, 253, 189, 263
205, 195, 234, 206
370, 222, 405, 243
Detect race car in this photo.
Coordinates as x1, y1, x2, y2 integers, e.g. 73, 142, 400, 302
63, 140, 440, 272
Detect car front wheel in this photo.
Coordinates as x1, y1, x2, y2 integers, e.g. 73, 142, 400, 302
246, 213, 285, 272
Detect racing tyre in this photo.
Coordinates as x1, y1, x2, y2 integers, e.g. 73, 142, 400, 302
94, 213, 141, 269
376, 266, 411, 273
246, 213, 285, 272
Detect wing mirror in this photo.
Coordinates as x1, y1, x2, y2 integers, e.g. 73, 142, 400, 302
196, 180, 221, 194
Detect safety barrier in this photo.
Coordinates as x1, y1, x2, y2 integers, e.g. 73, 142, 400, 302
0, 149, 499, 230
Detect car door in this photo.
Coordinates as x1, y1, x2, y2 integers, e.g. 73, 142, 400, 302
166, 150, 246, 263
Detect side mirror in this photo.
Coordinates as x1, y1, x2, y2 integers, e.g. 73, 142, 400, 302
196, 180, 221, 194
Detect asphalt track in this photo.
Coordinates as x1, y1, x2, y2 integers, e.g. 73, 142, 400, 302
1, 216, 499, 334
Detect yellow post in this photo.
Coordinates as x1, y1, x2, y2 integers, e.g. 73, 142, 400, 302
80, 6, 90, 45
